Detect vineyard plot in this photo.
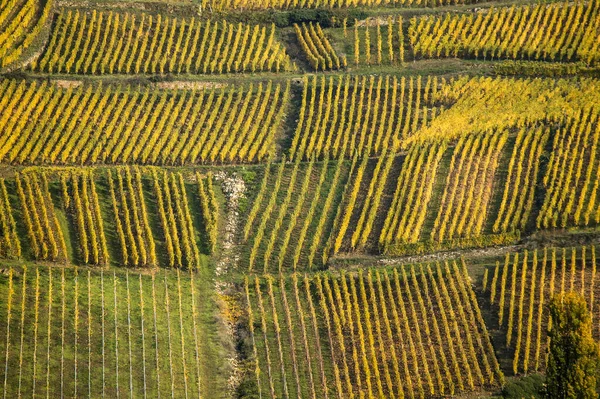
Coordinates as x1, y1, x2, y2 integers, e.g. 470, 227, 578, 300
151, 170, 201, 269
245, 263, 502, 399
408, 1, 600, 65
331, 153, 403, 254
493, 127, 549, 233
204, 0, 478, 11
62, 172, 110, 266
0, 0, 52, 68
0, 267, 227, 398
537, 110, 600, 229
35, 11, 293, 74
484, 245, 600, 375
405, 77, 600, 145
243, 159, 351, 272
294, 22, 344, 71
13, 172, 67, 262
0, 169, 217, 269
379, 141, 446, 249
0, 80, 289, 165
349, 17, 404, 66
430, 131, 508, 243
107, 169, 158, 268
0, 178, 20, 259
290, 75, 440, 161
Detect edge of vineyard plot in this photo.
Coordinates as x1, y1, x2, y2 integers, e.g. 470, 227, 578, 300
0, 266, 232, 398
0, 0, 53, 69
473, 245, 600, 376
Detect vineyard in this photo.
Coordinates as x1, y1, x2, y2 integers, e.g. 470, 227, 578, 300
290, 75, 439, 160
482, 245, 600, 375
0, 266, 227, 398
380, 141, 446, 247
294, 22, 344, 71
0, 169, 217, 268
204, 0, 477, 11
245, 263, 502, 398
2, 0, 600, 398
0, 0, 52, 68
243, 159, 351, 271
431, 131, 507, 243
0, 80, 289, 165
537, 110, 600, 229
35, 11, 293, 74
408, 1, 600, 64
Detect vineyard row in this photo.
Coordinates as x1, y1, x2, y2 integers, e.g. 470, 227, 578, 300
0, 0, 52, 68
408, 0, 600, 65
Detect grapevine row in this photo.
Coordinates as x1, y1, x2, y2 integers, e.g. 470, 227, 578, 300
379, 141, 446, 248
294, 22, 344, 71
494, 127, 549, 233
206, 0, 479, 11
152, 170, 201, 269
0, 0, 52, 68
351, 17, 404, 66
290, 75, 438, 161
15, 172, 67, 262
537, 110, 600, 228
244, 159, 351, 271
431, 131, 508, 242
0, 267, 207, 397
63, 172, 110, 265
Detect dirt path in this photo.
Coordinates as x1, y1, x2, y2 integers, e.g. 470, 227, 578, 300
329, 243, 524, 269
377, 243, 524, 265
331, 228, 600, 269
213, 171, 246, 398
